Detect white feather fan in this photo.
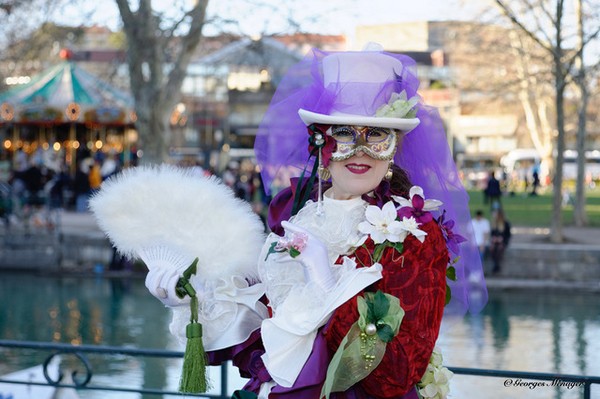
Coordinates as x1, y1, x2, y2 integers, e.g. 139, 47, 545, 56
89, 164, 266, 281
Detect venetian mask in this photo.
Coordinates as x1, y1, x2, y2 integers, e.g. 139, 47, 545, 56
328, 125, 398, 161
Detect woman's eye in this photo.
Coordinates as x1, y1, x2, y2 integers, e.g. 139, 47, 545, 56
332, 128, 355, 142
366, 129, 389, 142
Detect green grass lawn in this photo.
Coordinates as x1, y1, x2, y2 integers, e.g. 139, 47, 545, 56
467, 187, 600, 227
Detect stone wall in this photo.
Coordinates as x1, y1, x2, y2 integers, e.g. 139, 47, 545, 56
490, 243, 600, 281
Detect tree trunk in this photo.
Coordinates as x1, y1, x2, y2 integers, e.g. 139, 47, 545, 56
573, 0, 588, 227
551, 79, 565, 243
115, 0, 209, 165
550, 0, 565, 244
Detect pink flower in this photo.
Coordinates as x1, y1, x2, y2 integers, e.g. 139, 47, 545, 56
274, 231, 308, 258
393, 186, 443, 224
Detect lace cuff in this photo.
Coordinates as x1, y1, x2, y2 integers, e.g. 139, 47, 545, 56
261, 260, 383, 387
169, 275, 268, 351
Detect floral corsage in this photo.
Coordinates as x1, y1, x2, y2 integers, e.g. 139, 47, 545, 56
265, 230, 308, 260
354, 185, 463, 305
321, 290, 404, 399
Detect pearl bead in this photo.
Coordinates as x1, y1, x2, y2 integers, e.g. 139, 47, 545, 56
365, 323, 377, 336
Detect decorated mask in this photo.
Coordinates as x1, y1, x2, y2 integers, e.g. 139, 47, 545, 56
328, 125, 398, 161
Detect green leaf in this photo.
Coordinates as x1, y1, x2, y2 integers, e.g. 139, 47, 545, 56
366, 299, 376, 324
372, 290, 390, 321
182, 258, 199, 280
377, 324, 395, 343
446, 265, 457, 281
289, 248, 300, 258
372, 243, 386, 263
445, 282, 452, 305
390, 241, 404, 253
265, 242, 278, 261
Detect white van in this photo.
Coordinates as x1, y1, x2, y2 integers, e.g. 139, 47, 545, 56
501, 148, 600, 183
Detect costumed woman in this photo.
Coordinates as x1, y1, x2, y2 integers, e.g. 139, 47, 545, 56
90, 44, 487, 399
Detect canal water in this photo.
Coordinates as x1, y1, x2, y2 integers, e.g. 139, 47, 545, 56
0, 272, 599, 399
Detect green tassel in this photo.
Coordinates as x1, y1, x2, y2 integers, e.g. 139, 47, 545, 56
179, 298, 209, 393
176, 258, 210, 393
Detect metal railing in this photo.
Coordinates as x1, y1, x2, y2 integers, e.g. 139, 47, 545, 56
1, 340, 598, 398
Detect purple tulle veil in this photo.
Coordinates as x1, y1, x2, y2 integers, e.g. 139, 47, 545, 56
254, 47, 487, 317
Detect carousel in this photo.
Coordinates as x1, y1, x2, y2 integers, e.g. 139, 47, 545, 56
0, 54, 137, 176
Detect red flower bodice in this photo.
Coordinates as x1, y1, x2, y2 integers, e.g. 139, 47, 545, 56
325, 220, 449, 398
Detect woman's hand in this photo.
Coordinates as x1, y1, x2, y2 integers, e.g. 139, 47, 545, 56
144, 266, 191, 307
280, 221, 336, 291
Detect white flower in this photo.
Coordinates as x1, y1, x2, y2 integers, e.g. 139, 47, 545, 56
392, 185, 443, 212
347, 233, 368, 248
357, 201, 404, 244
430, 346, 444, 367
398, 216, 427, 243
375, 90, 419, 119
418, 348, 453, 399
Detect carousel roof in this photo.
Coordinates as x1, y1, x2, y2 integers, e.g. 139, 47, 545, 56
0, 61, 135, 125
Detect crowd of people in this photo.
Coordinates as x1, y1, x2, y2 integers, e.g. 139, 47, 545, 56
0, 147, 124, 228
473, 170, 513, 275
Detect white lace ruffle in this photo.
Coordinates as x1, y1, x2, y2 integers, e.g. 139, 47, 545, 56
258, 194, 382, 387
258, 195, 368, 312
169, 275, 268, 351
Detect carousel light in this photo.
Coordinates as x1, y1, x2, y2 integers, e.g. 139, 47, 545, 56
95, 140, 103, 149
126, 129, 138, 142
59, 48, 73, 60
1, 102, 14, 121
66, 103, 81, 121
53, 142, 61, 151
4, 76, 31, 85
72, 141, 80, 149
42, 142, 50, 150
3, 140, 11, 149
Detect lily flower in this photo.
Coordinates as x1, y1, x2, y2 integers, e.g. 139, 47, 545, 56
358, 201, 405, 244
437, 210, 467, 255
418, 347, 453, 399
398, 216, 427, 243
393, 186, 443, 224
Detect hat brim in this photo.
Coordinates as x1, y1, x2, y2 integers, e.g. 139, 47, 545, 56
298, 109, 420, 133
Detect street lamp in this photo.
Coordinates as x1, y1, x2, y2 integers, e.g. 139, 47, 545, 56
66, 102, 80, 174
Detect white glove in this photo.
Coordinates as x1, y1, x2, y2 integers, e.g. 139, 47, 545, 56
280, 221, 336, 291
144, 267, 192, 307
138, 246, 194, 307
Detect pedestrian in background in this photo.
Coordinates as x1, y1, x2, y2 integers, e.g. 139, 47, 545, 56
472, 210, 491, 262
530, 167, 540, 196
484, 170, 502, 210
489, 209, 511, 274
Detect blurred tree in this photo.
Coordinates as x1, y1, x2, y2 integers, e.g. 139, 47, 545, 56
113, 0, 348, 165
0, 0, 91, 86
115, 0, 209, 164
493, 0, 600, 242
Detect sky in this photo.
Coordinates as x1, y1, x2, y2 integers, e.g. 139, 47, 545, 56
53, 0, 489, 43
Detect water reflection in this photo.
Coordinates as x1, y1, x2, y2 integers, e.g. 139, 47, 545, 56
1, 273, 599, 398
438, 289, 600, 399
